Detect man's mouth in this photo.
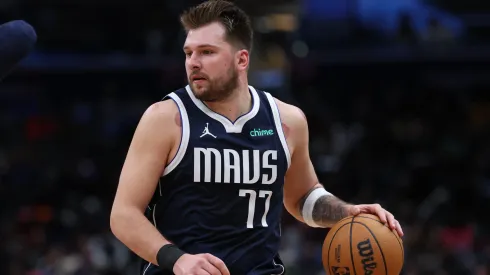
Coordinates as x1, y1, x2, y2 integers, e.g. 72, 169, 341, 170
191, 75, 207, 81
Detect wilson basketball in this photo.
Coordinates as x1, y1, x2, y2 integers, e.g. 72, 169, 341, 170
322, 214, 404, 275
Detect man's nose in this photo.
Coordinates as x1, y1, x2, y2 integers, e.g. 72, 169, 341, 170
187, 53, 201, 70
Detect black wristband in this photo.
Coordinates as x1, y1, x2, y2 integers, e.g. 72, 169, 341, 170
156, 244, 186, 271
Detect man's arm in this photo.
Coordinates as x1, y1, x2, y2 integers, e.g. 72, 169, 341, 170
279, 101, 351, 227
278, 99, 402, 235
298, 186, 350, 227
111, 99, 231, 275
110, 100, 179, 265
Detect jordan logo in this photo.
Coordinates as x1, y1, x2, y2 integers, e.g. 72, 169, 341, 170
200, 123, 217, 138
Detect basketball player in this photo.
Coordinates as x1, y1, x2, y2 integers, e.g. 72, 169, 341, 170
110, 1, 404, 274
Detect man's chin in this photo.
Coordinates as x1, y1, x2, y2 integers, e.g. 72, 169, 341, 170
192, 82, 206, 90
191, 83, 204, 92
190, 85, 210, 100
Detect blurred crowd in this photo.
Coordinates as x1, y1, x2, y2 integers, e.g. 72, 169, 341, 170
1, 60, 489, 275
1, 0, 490, 275
290, 63, 490, 275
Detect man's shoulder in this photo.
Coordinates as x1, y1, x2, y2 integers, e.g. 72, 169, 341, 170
267, 96, 309, 155
146, 99, 179, 118
139, 97, 181, 131
272, 97, 307, 130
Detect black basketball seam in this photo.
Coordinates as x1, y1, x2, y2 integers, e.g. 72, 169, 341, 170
349, 216, 357, 275
355, 215, 405, 261
327, 222, 352, 275
353, 221, 388, 275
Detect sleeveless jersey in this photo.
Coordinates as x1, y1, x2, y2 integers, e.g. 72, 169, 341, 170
141, 85, 291, 275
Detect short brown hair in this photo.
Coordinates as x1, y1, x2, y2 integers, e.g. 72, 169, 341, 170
180, 0, 253, 52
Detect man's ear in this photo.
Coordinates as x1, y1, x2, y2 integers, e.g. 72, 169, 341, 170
236, 49, 249, 70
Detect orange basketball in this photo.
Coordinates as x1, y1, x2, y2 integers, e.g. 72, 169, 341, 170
322, 214, 404, 275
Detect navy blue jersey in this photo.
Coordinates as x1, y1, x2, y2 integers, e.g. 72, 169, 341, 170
141, 85, 291, 275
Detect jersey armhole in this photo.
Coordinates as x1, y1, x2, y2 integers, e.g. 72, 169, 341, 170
162, 92, 190, 176
264, 92, 291, 168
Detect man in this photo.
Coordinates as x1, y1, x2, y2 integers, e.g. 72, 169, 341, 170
110, 1, 404, 275
0, 20, 37, 81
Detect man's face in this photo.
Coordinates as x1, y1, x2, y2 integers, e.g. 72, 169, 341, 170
183, 22, 239, 102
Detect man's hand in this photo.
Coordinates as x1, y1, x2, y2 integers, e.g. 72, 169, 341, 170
173, 253, 230, 275
346, 204, 404, 237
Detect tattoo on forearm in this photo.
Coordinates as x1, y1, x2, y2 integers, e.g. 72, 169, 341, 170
311, 195, 349, 226
300, 188, 350, 227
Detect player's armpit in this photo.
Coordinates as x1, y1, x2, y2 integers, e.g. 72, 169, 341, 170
110, 99, 180, 265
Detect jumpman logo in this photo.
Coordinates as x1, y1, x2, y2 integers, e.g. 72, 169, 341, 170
200, 123, 217, 138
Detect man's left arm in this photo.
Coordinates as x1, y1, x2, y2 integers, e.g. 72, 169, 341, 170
278, 101, 403, 236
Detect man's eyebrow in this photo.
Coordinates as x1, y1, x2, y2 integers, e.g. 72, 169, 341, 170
183, 44, 219, 51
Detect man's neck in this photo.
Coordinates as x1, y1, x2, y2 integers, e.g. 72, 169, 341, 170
203, 82, 252, 123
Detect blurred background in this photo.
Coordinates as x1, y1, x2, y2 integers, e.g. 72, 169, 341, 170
1, 0, 490, 274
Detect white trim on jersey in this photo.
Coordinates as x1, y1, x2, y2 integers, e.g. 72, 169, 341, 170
264, 92, 291, 168
142, 262, 152, 275
272, 258, 286, 275
163, 92, 191, 176
152, 203, 158, 226
185, 85, 260, 133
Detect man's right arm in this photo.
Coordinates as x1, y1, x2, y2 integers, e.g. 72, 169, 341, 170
110, 99, 179, 266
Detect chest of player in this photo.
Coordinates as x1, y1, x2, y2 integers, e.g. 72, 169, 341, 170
186, 120, 286, 186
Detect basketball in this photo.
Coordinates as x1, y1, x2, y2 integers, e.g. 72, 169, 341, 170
322, 214, 404, 275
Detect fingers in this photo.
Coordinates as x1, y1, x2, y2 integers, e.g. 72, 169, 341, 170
382, 210, 404, 237
373, 204, 387, 224
203, 254, 230, 275
200, 259, 221, 275
385, 211, 396, 230
193, 268, 211, 275
394, 220, 404, 237
379, 208, 404, 238
368, 204, 404, 237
